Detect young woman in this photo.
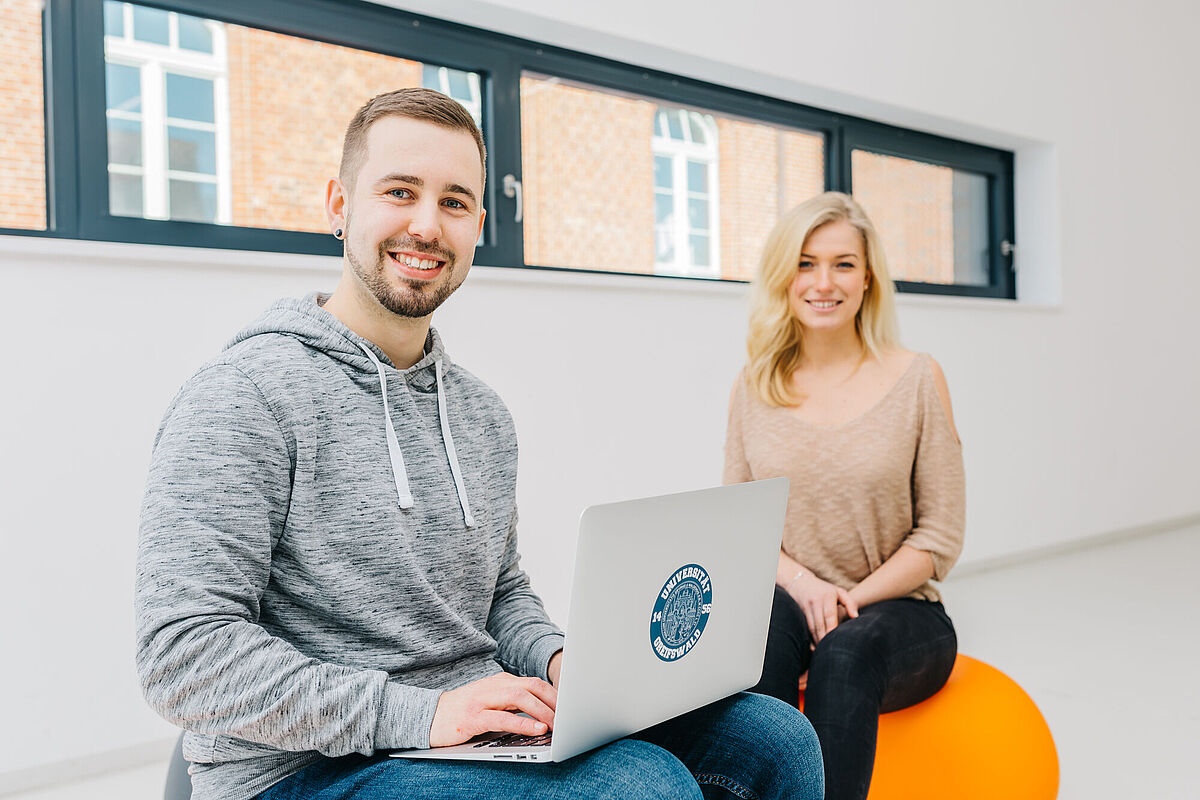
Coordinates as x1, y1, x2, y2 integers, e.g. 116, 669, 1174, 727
724, 192, 965, 800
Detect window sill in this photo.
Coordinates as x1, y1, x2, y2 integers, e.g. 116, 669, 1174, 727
0, 233, 744, 297
894, 289, 1059, 313
0, 233, 1058, 309
0, 232, 340, 275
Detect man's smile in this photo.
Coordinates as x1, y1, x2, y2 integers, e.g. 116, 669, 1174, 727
388, 249, 447, 280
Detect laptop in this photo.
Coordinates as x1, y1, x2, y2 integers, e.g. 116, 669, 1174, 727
390, 477, 789, 763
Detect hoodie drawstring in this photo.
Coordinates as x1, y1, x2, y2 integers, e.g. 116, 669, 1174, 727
356, 343, 414, 510
436, 358, 475, 528
354, 342, 474, 528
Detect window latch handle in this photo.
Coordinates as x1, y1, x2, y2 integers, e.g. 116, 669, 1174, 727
502, 174, 523, 224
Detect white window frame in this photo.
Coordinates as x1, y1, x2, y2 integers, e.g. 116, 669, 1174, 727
652, 107, 720, 278
104, 3, 230, 224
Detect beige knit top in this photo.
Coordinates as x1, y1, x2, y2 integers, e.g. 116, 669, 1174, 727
723, 353, 965, 602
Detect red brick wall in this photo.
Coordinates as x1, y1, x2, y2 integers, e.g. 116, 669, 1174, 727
781, 132, 825, 212
520, 75, 656, 273
717, 119, 777, 281
0, 0, 46, 230
226, 26, 423, 232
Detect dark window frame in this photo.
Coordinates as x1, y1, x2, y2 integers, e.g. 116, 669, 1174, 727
840, 121, 1015, 299
7, 0, 1015, 299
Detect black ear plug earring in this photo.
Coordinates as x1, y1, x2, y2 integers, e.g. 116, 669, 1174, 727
334, 228, 343, 239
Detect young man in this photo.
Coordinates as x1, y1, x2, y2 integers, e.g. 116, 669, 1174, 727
136, 88, 822, 800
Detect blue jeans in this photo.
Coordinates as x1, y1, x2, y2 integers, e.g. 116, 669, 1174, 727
256, 692, 823, 800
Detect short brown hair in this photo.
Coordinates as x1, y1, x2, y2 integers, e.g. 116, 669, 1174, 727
339, 87, 486, 192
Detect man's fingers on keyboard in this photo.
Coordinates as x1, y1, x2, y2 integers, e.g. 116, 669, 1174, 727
522, 676, 558, 711
472, 731, 553, 749
480, 709, 547, 737
506, 687, 555, 728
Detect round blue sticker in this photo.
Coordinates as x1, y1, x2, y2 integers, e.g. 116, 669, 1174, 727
650, 564, 713, 662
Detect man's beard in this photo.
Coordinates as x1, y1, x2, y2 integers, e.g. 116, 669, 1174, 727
346, 233, 460, 319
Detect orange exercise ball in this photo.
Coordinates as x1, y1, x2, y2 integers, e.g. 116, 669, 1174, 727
799, 654, 1059, 800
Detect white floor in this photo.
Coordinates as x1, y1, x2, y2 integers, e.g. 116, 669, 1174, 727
9, 523, 1200, 800
945, 522, 1200, 800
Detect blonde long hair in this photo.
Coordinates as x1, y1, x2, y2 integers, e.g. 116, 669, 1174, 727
746, 192, 900, 407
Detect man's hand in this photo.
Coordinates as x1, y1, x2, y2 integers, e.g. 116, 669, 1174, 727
428, 673, 558, 748
784, 572, 858, 645
547, 650, 563, 688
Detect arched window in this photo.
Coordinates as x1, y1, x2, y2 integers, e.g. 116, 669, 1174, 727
653, 106, 719, 277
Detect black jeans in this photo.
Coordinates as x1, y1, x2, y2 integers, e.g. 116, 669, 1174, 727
751, 585, 957, 800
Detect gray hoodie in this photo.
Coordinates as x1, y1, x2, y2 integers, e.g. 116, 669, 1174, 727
135, 294, 564, 800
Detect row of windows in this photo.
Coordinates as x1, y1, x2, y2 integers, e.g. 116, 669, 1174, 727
0, 0, 1015, 297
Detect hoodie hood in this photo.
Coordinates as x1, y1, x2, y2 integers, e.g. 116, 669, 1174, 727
224, 293, 474, 527
225, 293, 449, 377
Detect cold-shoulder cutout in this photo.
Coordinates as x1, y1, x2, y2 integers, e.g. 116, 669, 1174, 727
926, 357, 960, 445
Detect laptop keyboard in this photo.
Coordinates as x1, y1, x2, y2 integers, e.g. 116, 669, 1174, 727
473, 731, 553, 748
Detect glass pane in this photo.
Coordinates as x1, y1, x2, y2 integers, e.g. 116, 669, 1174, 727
168, 126, 216, 174
169, 179, 217, 222
422, 64, 441, 90
107, 118, 142, 166
689, 234, 710, 267
851, 149, 990, 286
166, 73, 215, 123
688, 197, 708, 231
0, 0, 47, 230
177, 13, 213, 53
109, 172, 144, 217
447, 68, 471, 99
655, 193, 674, 225
665, 109, 683, 141
654, 109, 668, 138
654, 156, 672, 189
687, 160, 707, 193
103, 1, 124, 37
105, 62, 141, 113
521, 72, 824, 279
687, 113, 708, 145
131, 4, 169, 45
236, 44, 475, 232
418, 63, 480, 128
655, 226, 674, 263
97, 4, 493, 232
952, 171, 990, 286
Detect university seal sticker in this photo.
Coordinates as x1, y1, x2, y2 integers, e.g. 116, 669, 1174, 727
649, 564, 713, 662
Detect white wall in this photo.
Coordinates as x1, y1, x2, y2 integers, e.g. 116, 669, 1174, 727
3, 0, 1199, 786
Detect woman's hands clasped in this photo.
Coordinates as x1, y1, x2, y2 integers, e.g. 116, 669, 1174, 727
785, 572, 859, 645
